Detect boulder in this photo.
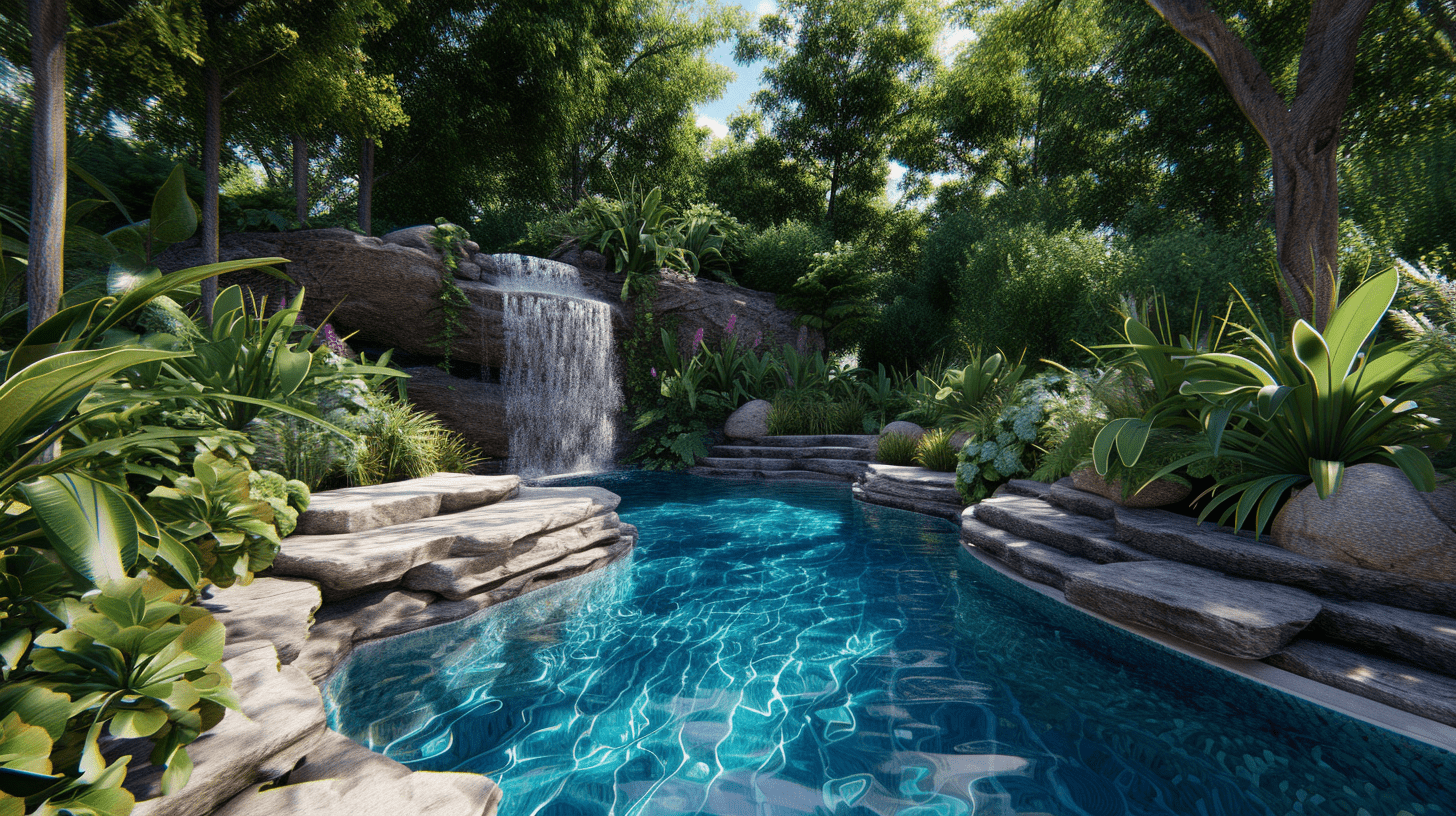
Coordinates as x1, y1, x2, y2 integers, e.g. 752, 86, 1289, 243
296, 472, 519, 535
378, 225, 440, 253
202, 577, 322, 663
948, 430, 972, 450
645, 272, 819, 358
400, 366, 508, 458
1071, 468, 1190, 509
880, 421, 925, 440
456, 260, 483, 280
1272, 464, 1456, 584
725, 399, 772, 439
1063, 561, 1323, 659
401, 513, 623, 599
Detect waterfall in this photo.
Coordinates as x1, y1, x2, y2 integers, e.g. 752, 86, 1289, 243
488, 254, 621, 477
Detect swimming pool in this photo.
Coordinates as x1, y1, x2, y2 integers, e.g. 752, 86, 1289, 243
324, 472, 1455, 815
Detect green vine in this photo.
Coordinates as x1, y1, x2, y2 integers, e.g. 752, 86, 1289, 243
427, 217, 472, 370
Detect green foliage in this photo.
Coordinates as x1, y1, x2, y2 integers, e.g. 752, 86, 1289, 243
428, 219, 473, 370
913, 428, 958, 472
345, 396, 482, 486
954, 371, 1067, 502
781, 241, 882, 351
876, 431, 918, 466
1095, 267, 1451, 536
738, 220, 829, 295
766, 391, 867, 436
1116, 226, 1279, 331
703, 116, 827, 230
576, 187, 692, 299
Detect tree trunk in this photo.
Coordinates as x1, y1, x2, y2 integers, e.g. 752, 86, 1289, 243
292, 133, 309, 227
826, 157, 841, 241
27, 0, 66, 331
359, 137, 374, 236
201, 65, 222, 324
1143, 0, 1374, 327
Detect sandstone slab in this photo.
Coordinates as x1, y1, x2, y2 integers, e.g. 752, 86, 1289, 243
1063, 561, 1323, 659
273, 486, 620, 598
295, 472, 519, 535
213, 770, 501, 816
1266, 640, 1456, 728
724, 399, 772, 439
1272, 463, 1456, 584
202, 577, 321, 663
402, 513, 623, 600
129, 646, 327, 816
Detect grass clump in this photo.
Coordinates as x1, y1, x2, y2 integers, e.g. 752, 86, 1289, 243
766, 392, 868, 435
347, 397, 483, 485
876, 431, 918, 465
914, 428, 959, 472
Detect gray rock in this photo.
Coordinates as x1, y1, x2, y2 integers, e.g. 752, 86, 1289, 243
961, 518, 1098, 591
948, 430, 972, 450
273, 486, 620, 598
1070, 468, 1190, 508
725, 399, 772, 439
880, 421, 925, 440
1272, 463, 1456, 583
296, 472, 520, 535
854, 485, 963, 523
293, 589, 435, 682
379, 225, 440, 252
1063, 561, 1323, 659
129, 646, 327, 816
1047, 478, 1118, 520
1312, 600, 1456, 676
213, 770, 501, 816
1266, 640, 1456, 728
971, 495, 1153, 564
402, 367, 508, 458
1115, 506, 1456, 617
403, 513, 623, 600
455, 260, 483, 280
202, 577, 321, 663
999, 479, 1051, 500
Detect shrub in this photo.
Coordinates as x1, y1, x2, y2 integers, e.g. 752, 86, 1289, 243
1116, 226, 1277, 331
766, 392, 868, 435
876, 431, 918, 466
738, 220, 829, 294
347, 396, 483, 485
913, 428, 958, 472
955, 371, 1069, 502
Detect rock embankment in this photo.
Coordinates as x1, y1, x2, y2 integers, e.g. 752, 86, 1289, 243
121, 473, 633, 816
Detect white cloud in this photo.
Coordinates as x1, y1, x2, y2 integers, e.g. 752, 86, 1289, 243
697, 115, 729, 139
755, 0, 774, 17
937, 27, 975, 60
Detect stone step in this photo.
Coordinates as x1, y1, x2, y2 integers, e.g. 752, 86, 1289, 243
999, 479, 1052, 501
295, 473, 520, 535
202, 577, 322, 664
272, 486, 621, 599
1266, 640, 1456, 729
1063, 561, 1323, 659
853, 485, 963, 524
971, 495, 1153, 565
699, 456, 871, 478
1114, 507, 1456, 618
860, 467, 963, 506
718, 434, 877, 449
709, 445, 876, 461
1047, 478, 1118, 520
1312, 600, 1456, 677
960, 519, 1098, 591
688, 466, 847, 483
128, 646, 327, 816
402, 513, 623, 600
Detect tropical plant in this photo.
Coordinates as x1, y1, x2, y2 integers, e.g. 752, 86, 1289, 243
1095, 267, 1452, 536
575, 187, 692, 300
345, 396, 483, 486
876, 431, 918, 466
765, 391, 867, 436
913, 428, 958, 472
955, 371, 1069, 503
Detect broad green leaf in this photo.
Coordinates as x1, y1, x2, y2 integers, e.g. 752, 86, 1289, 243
1376, 445, 1438, 493
1290, 320, 1333, 399
1115, 419, 1151, 467
1324, 266, 1397, 381
1309, 458, 1345, 500
149, 165, 197, 246
18, 475, 139, 587
1092, 418, 1135, 475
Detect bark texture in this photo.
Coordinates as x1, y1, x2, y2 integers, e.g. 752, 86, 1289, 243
27, 0, 66, 330
1143, 0, 1375, 328
201, 65, 223, 323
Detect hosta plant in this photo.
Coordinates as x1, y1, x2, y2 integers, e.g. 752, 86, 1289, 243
1095, 267, 1452, 536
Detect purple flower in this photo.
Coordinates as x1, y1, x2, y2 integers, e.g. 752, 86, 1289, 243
752, 331, 762, 349
651, 367, 658, 378
320, 323, 351, 358
692, 327, 705, 349
724, 314, 738, 336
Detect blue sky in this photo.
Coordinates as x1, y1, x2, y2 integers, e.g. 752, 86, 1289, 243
691, 3, 974, 201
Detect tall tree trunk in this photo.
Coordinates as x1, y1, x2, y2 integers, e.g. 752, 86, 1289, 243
359, 137, 374, 236
826, 157, 841, 242
201, 65, 222, 324
27, 0, 66, 331
292, 133, 308, 227
1143, 0, 1374, 327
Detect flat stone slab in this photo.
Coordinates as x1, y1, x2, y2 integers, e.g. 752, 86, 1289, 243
860, 475, 962, 506
202, 577, 321, 664
699, 456, 872, 478
720, 434, 876, 449
403, 513, 623, 599
1048, 479, 1118, 520
1312, 600, 1456, 676
272, 486, 620, 598
213, 769, 501, 816
865, 463, 959, 488
854, 486, 963, 523
1115, 507, 1456, 617
1000, 479, 1052, 500
961, 518, 1098, 591
972, 495, 1153, 564
1064, 561, 1323, 659
1266, 640, 1456, 729
295, 473, 520, 535
129, 646, 327, 816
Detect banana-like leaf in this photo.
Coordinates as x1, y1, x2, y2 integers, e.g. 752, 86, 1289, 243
1290, 320, 1334, 400
1323, 267, 1397, 381
18, 475, 140, 587
149, 165, 197, 246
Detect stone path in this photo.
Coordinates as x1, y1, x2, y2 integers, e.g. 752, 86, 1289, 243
689, 435, 877, 483
965, 478, 1456, 729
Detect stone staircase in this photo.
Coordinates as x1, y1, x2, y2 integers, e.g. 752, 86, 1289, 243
853, 463, 966, 522
688, 434, 878, 482
964, 478, 1456, 730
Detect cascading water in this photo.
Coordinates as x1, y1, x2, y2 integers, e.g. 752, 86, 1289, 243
488, 254, 621, 477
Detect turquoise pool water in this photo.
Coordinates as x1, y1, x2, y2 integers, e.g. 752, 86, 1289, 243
324, 472, 1456, 816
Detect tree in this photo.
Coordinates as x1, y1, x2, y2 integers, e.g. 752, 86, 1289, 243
1143, 0, 1375, 327
703, 112, 827, 229
27, 0, 64, 329
738, 0, 940, 238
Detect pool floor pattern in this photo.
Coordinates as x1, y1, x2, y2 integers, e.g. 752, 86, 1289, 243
325, 473, 1455, 816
